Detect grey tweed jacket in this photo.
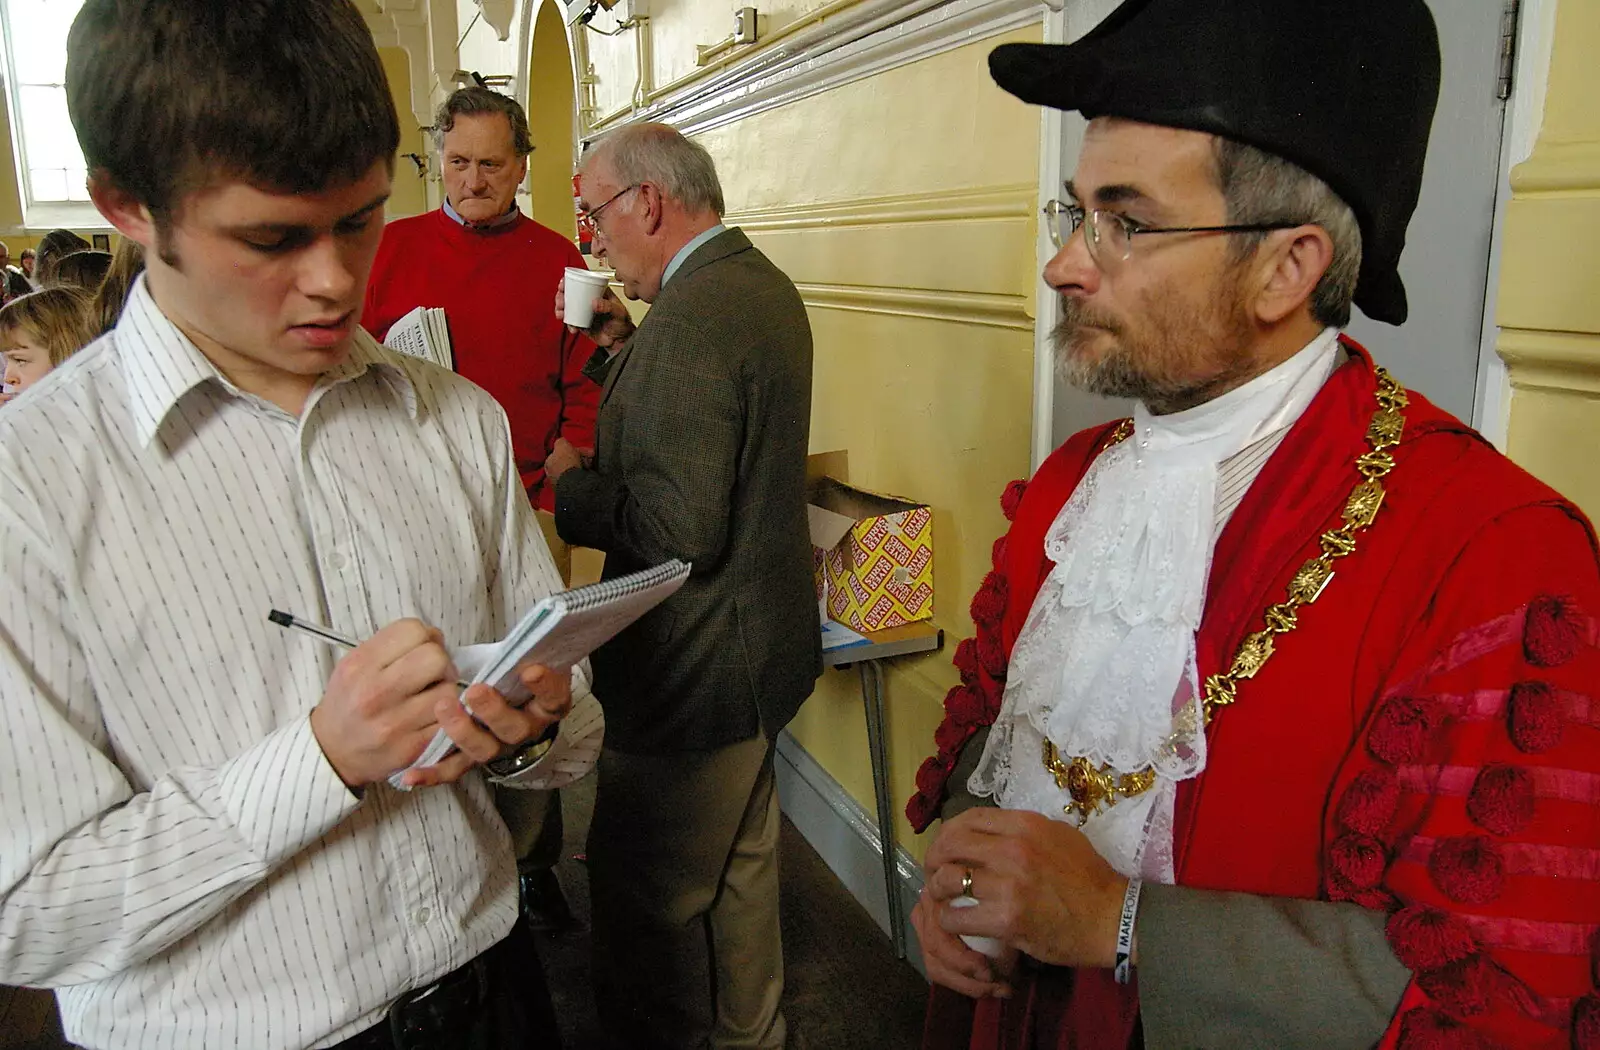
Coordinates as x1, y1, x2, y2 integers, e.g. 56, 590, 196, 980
553, 227, 821, 753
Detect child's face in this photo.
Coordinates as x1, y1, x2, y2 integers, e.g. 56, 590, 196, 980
3, 334, 53, 395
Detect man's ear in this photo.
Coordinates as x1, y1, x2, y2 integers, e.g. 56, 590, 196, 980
638, 181, 664, 235
87, 173, 158, 251
1249, 225, 1334, 326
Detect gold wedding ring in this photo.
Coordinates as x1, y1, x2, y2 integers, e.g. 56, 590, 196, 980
960, 867, 975, 899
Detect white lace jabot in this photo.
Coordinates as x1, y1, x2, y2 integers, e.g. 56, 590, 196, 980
970, 329, 1341, 881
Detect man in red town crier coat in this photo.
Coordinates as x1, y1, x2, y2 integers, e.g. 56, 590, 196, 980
906, 2, 1600, 1049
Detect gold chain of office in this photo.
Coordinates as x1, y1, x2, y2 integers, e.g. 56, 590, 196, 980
1041, 368, 1410, 826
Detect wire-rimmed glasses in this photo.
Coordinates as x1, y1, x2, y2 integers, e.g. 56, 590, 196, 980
1042, 200, 1305, 265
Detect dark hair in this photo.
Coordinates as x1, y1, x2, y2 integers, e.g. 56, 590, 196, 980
49, 250, 114, 294
3, 270, 29, 303
65, 0, 399, 223
34, 230, 92, 288
93, 239, 145, 336
434, 87, 533, 158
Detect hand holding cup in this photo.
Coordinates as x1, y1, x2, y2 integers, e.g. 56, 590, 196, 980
557, 268, 636, 349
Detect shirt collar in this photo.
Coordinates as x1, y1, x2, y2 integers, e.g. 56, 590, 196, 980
662, 223, 726, 288
117, 275, 418, 448
442, 197, 523, 230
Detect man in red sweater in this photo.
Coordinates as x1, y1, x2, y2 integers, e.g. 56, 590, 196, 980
363, 86, 599, 933
363, 86, 600, 545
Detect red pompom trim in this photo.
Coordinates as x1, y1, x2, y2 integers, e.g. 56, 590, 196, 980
975, 633, 1008, 682
943, 685, 987, 728
933, 714, 971, 753
1337, 766, 1402, 837
1339, 887, 1397, 910
1507, 679, 1564, 753
1387, 905, 1480, 972
1524, 593, 1585, 667
969, 572, 1009, 630
905, 789, 939, 832
1368, 696, 1445, 764
1416, 955, 1498, 1018
1428, 835, 1506, 906
1395, 1006, 1487, 1050
1329, 832, 1388, 891
914, 753, 955, 796
1000, 479, 1027, 522
991, 535, 1008, 571
1574, 995, 1600, 1050
953, 638, 980, 687
1467, 764, 1536, 836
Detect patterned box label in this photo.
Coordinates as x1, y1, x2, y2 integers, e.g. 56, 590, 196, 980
901, 507, 931, 541
858, 517, 889, 551
907, 545, 932, 579
812, 488, 934, 633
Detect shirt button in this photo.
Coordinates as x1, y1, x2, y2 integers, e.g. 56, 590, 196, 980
413, 907, 432, 925
326, 551, 346, 571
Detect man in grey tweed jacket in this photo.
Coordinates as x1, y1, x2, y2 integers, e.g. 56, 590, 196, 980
548, 122, 821, 1050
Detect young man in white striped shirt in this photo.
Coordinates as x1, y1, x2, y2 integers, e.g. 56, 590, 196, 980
0, 3, 590, 1048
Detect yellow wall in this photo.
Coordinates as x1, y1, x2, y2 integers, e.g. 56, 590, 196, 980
688, 29, 1041, 860
527, 0, 579, 236
581, 0, 885, 129
380, 47, 432, 220
1498, 0, 1600, 518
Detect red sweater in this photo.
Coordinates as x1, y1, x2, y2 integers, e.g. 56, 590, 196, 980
362, 209, 600, 510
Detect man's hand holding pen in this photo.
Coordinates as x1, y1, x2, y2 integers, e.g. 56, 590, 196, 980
306, 618, 571, 790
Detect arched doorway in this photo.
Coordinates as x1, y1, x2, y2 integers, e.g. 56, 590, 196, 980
524, 0, 579, 240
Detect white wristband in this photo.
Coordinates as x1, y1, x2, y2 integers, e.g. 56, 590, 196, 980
1114, 876, 1142, 985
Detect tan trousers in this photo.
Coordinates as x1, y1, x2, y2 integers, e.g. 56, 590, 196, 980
587, 732, 785, 1050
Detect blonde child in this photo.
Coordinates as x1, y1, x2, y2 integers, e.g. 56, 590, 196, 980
0, 287, 97, 405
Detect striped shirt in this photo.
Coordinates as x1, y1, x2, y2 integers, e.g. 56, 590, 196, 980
0, 278, 577, 1049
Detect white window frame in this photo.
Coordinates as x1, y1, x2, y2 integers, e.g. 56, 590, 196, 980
0, 0, 110, 231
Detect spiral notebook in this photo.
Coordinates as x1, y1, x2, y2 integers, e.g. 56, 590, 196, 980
393, 558, 691, 786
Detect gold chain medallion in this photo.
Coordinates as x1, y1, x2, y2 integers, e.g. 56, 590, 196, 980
1040, 368, 1409, 824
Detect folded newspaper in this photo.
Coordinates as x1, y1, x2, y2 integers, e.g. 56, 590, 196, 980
390, 559, 692, 788
382, 305, 453, 371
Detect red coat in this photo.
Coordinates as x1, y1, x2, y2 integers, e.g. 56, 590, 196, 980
362, 209, 600, 511
911, 341, 1600, 1049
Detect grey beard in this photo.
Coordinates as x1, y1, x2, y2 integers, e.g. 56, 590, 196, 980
1050, 309, 1187, 406
1050, 297, 1252, 415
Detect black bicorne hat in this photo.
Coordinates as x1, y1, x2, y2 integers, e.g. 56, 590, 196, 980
991, 0, 1440, 325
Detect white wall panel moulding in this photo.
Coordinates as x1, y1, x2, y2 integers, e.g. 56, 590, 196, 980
583, 0, 1038, 140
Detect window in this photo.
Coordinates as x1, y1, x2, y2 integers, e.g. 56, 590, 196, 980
2, 0, 101, 227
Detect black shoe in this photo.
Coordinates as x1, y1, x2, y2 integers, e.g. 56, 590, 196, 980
519, 868, 576, 934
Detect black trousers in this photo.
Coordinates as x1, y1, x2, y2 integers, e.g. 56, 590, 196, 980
331, 918, 561, 1050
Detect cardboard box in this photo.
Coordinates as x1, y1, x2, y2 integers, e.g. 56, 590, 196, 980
808, 477, 934, 633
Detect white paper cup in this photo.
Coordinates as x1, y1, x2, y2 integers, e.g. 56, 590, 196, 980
949, 894, 1003, 958
563, 267, 611, 328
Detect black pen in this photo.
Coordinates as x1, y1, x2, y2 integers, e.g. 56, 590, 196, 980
268, 609, 473, 689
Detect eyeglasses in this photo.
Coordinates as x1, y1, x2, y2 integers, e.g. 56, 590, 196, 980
580, 184, 641, 232
1042, 200, 1304, 265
